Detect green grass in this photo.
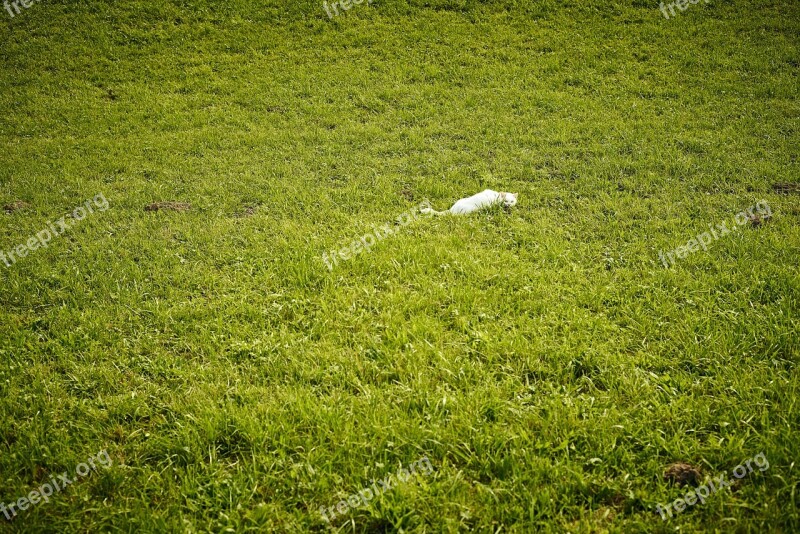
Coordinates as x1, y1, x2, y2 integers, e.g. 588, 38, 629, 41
1, 0, 799, 531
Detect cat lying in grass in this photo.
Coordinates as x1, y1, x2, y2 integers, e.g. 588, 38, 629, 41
420, 189, 518, 215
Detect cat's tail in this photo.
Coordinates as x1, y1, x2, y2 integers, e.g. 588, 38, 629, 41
420, 207, 449, 216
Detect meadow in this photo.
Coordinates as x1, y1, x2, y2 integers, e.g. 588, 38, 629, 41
1, 0, 798, 531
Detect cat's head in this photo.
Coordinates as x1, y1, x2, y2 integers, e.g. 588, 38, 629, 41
501, 192, 518, 208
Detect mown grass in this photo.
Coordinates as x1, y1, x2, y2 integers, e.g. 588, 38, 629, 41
1, 0, 798, 531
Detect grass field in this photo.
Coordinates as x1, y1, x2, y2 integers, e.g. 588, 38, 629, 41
1, 0, 799, 531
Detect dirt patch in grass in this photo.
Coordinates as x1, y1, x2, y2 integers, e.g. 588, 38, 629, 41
748, 212, 771, 227
4, 200, 30, 213
664, 463, 702, 487
235, 203, 259, 218
144, 201, 192, 212
772, 182, 800, 194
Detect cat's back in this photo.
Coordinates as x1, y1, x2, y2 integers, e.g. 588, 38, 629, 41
467, 189, 497, 202
450, 189, 499, 213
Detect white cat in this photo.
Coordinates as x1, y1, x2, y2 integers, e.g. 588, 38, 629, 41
420, 189, 518, 215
